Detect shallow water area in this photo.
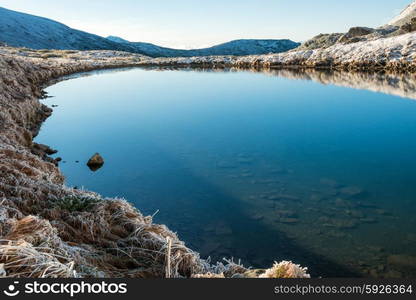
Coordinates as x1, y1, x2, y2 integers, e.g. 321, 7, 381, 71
36, 67, 416, 278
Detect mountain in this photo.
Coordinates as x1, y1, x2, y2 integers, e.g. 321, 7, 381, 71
0, 7, 142, 53
0, 6, 299, 57
106, 36, 300, 57
296, 1, 416, 51
388, 1, 416, 26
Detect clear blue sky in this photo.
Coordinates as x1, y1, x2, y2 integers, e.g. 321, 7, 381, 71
0, 0, 411, 48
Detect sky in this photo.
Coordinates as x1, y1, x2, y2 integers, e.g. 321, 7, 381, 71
0, 0, 412, 49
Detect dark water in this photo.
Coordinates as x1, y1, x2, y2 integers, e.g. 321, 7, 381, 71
36, 68, 416, 278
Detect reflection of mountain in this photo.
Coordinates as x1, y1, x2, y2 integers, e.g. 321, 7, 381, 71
237, 68, 416, 101
268, 69, 416, 101
148, 66, 416, 101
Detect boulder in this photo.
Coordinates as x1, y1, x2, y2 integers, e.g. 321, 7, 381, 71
346, 27, 375, 37
87, 153, 104, 171
400, 17, 416, 33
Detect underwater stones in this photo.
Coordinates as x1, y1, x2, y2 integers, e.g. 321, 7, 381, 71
87, 153, 104, 171
339, 186, 364, 198
384, 270, 403, 279
327, 230, 347, 239
249, 213, 264, 221
320, 178, 341, 188
276, 210, 299, 224
387, 255, 416, 270
269, 194, 300, 201
345, 209, 365, 219
279, 194, 301, 201
334, 198, 351, 208
277, 218, 299, 224
276, 210, 297, 218
240, 172, 253, 178
32, 143, 57, 156
310, 194, 325, 202
359, 217, 377, 224
335, 220, 358, 229
357, 201, 378, 208
375, 209, 392, 216
320, 217, 358, 229
376, 264, 386, 272
253, 179, 280, 185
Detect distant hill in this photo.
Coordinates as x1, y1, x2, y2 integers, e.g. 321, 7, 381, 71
296, 0, 416, 51
0, 7, 142, 53
0, 6, 299, 57
107, 36, 300, 57
388, 1, 416, 26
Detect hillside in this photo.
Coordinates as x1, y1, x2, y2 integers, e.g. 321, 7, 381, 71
388, 1, 416, 26
0, 6, 299, 57
107, 36, 300, 57
0, 7, 143, 53
296, 0, 416, 51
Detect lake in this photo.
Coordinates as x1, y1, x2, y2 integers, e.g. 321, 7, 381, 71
36, 67, 416, 278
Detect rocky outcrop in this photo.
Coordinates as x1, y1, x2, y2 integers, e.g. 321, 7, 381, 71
388, 1, 416, 27
297, 1, 416, 51
87, 153, 104, 171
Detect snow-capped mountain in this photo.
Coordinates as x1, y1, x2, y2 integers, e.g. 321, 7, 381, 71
388, 0, 416, 26
107, 36, 300, 57
297, 0, 416, 50
0, 6, 299, 57
0, 7, 141, 53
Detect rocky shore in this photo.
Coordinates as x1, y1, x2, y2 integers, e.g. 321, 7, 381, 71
1, 29, 416, 278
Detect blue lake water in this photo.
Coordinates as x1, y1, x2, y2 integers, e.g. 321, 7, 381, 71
36, 68, 416, 278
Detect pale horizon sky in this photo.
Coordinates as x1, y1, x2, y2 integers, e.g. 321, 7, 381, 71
0, 0, 412, 49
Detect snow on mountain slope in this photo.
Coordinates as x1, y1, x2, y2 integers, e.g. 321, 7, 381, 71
107, 36, 300, 57
0, 7, 140, 53
0, 6, 299, 57
297, 1, 416, 51
388, 0, 416, 26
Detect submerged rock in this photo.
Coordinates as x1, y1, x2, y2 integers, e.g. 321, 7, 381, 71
320, 178, 341, 188
87, 153, 104, 171
249, 213, 264, 221
387, 255, 416, 270
278, 218, 299, 224
339, 186, 365, 198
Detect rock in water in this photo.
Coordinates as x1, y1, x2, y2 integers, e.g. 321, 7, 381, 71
87, 153, 104, 171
